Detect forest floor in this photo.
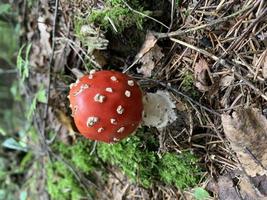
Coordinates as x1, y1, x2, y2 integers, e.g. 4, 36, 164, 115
1, 0, 267, 199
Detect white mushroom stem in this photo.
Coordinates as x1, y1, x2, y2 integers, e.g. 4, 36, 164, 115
142, 90, 177, 129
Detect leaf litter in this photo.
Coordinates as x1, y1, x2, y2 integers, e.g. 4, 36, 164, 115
194, 58, 213, 92
219, 108, 267, 199
18, 0, 267, 199
222, 108, 267, 176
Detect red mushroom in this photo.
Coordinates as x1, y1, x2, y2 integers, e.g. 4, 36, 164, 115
68, 70, 143, 143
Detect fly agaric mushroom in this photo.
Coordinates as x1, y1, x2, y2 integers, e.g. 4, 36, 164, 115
68, 70, 143, 143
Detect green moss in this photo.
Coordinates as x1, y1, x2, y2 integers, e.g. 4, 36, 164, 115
89, 6, 147, 33
47, 131, 202, 198
46, 161, 87, 200
97, 130, 202, 188
181, 71, 194, 92
77, 0, 149, 33
56, 139, 98, 173
46, 139, 100, 199
180, 71, 199, 99
159, 152, 201, 189
97, 134, 157, 187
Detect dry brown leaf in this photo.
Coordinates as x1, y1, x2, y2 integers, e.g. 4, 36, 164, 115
51, 109, 76, 144
137, 44, 163, 77
54, 40, 71, 73
251, 175, 267, 196
261, 50, 267, 79
38, 16, 52, 56
239, 176, 267, 200
30, 15, 52, 68
209, 174, 267, 200
217, 175, 240, 200
219, 74, 235, 87
135, 31, 157, 60
194, 58, 213, 92
222, 108, 267, 176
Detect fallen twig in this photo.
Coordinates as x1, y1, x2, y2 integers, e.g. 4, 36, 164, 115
170, 38, 267, 101
154, 4, 253, 39
142, 78, 221, 116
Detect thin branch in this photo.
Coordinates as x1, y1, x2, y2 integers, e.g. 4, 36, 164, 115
50, 151, 95, 200
222, 6, 267, 55
170, 38, 267, 101
154, 4, 253, 39
41, 0, 59, 143
143, 78, 221, 116
245, 147, 267, 171
122, 0, 169, 29
168, 0, 175, 32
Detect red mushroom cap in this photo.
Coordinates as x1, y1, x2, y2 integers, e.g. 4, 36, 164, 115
68, 70, 143, 143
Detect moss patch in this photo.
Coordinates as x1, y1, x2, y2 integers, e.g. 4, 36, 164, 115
97, 134, 158, 187
46, 139, 100, 200
97, 129, 202, 188
159, 152, 201, 188
47, 130, 202, 198
75, 0, 149, 34
46, 161, 87, 200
